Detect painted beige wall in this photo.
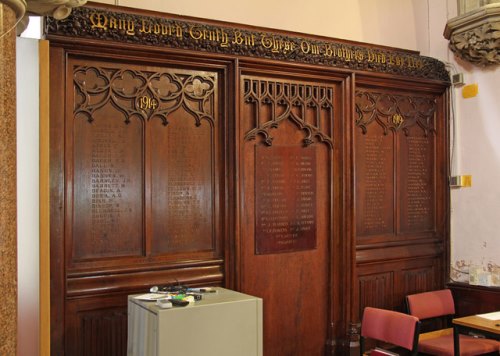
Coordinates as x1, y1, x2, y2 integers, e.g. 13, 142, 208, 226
448, 64, 500, 284
89, 0, 500, 284
96, 0, 428, 50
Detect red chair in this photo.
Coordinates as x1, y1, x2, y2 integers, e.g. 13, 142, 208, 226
360, 307, 421, 356
406, 289, 499, 356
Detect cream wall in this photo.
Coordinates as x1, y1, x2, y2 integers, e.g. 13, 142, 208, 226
448, 64, 500, 283
17, 37, 40, 356
97, 0, 429, 50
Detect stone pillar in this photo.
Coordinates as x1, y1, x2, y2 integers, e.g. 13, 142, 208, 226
0, 0, 25, 354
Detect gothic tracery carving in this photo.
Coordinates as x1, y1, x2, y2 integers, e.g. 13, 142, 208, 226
243, 78, 334, 147
355, 91, 437, 136
73, 66, 216, 127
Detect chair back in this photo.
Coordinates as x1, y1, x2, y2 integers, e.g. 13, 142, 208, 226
406, 289, 455, 320
361, 307, 421, 353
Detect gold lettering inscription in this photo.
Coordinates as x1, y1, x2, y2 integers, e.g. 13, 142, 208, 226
85, 11, 428, 72
367, 50, 387, 64
138, 96, 158, 110
190, 26, 230, 47
255, 146, 317, 254
392, 114, 404, 127
108, 17, 135, 35
300, 41, 321, 55
233, 31, 256, 46
90, 12, 108, 30
261, 35, 294, 53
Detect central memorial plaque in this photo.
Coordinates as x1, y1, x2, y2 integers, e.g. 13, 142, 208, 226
255, 145, 317, 254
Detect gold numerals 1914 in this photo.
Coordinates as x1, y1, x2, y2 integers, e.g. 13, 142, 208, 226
139, 95, 158, 110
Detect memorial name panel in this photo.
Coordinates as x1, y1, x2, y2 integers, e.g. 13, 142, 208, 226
355, 126, 394, 237
400, 132, 435, 232
73, 111, 144, 260
151, 111, 214, 254
255, 145, 317, 254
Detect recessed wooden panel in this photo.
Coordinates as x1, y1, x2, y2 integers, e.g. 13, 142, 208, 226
255, 145, 317, 254
148, 72, 218, 255
355, 89, 437, 242
66, 296, 128, 356
399, 127, 436, 233
150, 110, 215, 255
69, 61, 221, 262
358, 272, 394, 313
401, 266, 436, 296
240, 74, 336, 355
354, 86, 445, 333
72, 68, 144, 261
52, 52, 226, 355
355, 125, 395, 237
357, 257, 440, 316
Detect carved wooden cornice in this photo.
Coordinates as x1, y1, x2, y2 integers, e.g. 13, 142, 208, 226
444, 3, 500, 66
46, 5, 450, 82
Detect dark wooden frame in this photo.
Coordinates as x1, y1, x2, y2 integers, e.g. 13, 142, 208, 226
47, 3, 451, 355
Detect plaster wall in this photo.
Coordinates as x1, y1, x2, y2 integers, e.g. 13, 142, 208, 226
16, 37, 40, 356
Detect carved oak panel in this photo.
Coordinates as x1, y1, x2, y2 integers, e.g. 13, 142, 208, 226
69, 61, 220, 265
148, 73, 217, 255
65, 295, 128, 356
73, 103, 143, 260
52, 52, 225, 355
399, 127, 436, 233
354, 86, 445, 329
240, 73, 338, 355
357, 259, 439, 316
354, 89, 437, 242
47, 8, 452, 354
358, 272, 394, 312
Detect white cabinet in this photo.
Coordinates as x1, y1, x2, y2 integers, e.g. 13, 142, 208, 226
127, 288, 263, 356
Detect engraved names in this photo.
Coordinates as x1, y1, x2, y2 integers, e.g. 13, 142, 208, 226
88, 122, 137, 254
163, 127, 212, 252
405, 136, 433, 229
255, 146, 316, 254
360, 135, 393, 234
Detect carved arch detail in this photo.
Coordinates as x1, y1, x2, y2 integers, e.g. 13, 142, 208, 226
243, 78, 334, 148
73, 66, 216, 127
355, 90, 437, 136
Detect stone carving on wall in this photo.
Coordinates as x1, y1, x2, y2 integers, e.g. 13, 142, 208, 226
27, 0, 86, 19
444, 3, 500, 66
13, 0, 86, 34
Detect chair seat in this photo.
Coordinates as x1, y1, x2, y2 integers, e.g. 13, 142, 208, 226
418, 333, 499, 356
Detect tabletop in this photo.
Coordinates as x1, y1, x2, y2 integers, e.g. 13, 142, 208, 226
453, 311, 500, 335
